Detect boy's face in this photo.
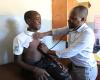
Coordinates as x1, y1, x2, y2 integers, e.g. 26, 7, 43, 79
28, 13, 41, 31
68, 11, 84, 30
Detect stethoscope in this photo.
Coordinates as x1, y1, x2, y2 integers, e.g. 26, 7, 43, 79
49, 26, 80, 50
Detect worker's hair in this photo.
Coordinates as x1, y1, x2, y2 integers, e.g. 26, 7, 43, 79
72, 5, 88, 18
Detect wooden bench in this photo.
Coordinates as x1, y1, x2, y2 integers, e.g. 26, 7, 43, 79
0, 63, 25, 80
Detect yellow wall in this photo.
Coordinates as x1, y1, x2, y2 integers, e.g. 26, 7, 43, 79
77, 0, 100, 22
88, 0, 100, 22
77, 0, 89, 2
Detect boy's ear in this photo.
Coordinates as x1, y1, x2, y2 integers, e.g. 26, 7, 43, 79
81, 17, 86, 22
26, 19, 31, 24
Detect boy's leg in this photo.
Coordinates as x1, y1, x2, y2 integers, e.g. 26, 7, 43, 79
47, 76, 55, 80
45, 61, 72, 80
21, 69, 34, 80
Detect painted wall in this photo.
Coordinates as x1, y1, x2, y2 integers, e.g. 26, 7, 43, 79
2, 0, 98, 64
87, 0, 100, 22
77, 0, 100, 22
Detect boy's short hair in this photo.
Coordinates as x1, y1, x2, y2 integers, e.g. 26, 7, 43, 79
24, 10, 39, 23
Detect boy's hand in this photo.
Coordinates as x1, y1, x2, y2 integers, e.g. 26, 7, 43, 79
33, 67, 50, 80
33, 32, 45, 39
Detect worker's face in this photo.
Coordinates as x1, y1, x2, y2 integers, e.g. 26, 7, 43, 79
28, 13, 41, 31
68, 11, 83, 30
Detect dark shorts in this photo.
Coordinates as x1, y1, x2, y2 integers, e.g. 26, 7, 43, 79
24, 56, 71, 80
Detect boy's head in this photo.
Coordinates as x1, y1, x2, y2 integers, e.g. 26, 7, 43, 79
68, 5, 88, 30
24, 10, 41, 32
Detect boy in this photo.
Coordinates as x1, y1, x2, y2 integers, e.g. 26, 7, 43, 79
13, 10, 70, 80
13, 10, 50, 80
37, 5, 98, 80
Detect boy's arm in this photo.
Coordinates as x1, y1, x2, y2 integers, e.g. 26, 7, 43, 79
14, 54, 37, 72
14, 54, 50, 79
13, 38, 49, 79
13, 38, 39, 71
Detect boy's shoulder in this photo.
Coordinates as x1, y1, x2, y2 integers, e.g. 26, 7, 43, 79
14, 32, 27, 41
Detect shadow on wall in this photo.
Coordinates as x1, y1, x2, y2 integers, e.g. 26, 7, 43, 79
0, 19, 17, 64
0, 16, 26, 65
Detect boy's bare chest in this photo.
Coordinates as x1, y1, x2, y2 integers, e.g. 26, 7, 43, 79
29, 39, 40, 49
23, 39, 42, 62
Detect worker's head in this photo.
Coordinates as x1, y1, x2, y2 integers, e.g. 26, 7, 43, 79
68, 5, 88, 30
24, 10, 41, 32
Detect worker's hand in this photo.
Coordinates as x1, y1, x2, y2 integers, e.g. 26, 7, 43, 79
33, 67, 50, 80
38, 42, 49, 54
33, 32, 45, 39
47, 50, 58, 59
